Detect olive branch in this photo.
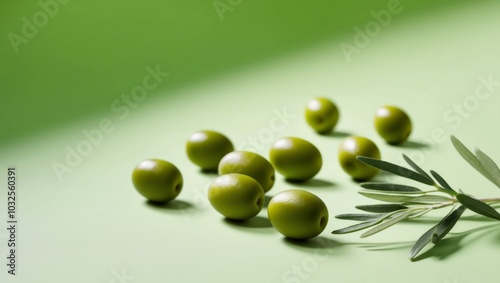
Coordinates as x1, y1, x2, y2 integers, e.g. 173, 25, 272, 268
332, 135, 500, 260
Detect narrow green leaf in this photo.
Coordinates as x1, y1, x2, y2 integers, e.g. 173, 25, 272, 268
409, 224, 438, 260
331, 220, 381, 234
360, 210, 412, 238
408, 208, 432, 219
456, 194, 500, 221
430, 170, 457, 195
360, 182, 423, 193
404, 195, 452, 204
356, 204, 408, 213
451, 136, 498, 188
431, 205, 466, 243
335, 213, 386, 221
358, 190, 415, 203
357, 156, 435, 185
403, 154, 434, 184
475, 149, 500, 189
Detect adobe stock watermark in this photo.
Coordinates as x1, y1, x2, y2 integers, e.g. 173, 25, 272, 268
236, 106, 296, 152
51, 65, 169, 182
108, 268, 134, 283
7, 0, 72, 54
386, 74, 498, 182
339, 0, 404, 63
281, 238, 335, 283
213, 0, 243, 21
443, 75, 499, 130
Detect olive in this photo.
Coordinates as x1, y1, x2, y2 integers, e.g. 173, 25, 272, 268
374, 105, 412, 144
304, 97, 340, 134
186, 130, 234, 171
218, 151, 275, 192
207, 173, 264, 220
132, 159, 183, 203
338, 136, 381, 181
268, 190, 329, 240
269, 137, 322, 181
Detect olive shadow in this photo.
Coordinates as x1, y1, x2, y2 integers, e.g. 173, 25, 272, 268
144, 199, 195, 211
285, 178, 336, 188
199, 168, 219, 175
350, 177, 374, 184
263, 195, 273, 208
223, 215, 273, 228
395, 140, 431, 149
324, 130, 352, 138
283, 236, 344, 252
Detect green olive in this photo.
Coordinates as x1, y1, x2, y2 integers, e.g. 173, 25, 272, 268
374, 105, 412, 144
132, 159, 183, 203
338, 136, 381, 181
269, 137, 322, 181
208, 173, 265, 220
268, 190, 329, 240
218, 151, 275, 192
304, 97, 340, 134
186, 130, 234, 171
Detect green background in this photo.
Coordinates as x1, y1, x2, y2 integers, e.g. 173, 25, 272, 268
1, 0, 500, 282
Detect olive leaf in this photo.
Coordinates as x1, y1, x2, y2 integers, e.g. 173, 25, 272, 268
331, 220, 382, 234
409, 224, 437, 260
333, 210, 405, 234
360, 182, 422, 193
360, 210, 413, 238
475, 149, 500, 189
431, 205, 466, 243
358, 191, 416, 203
409, 206, 466, 260
456, 194, 500, 221
430, 170, 457, 196
403, 154, 434, 185
355, 204, 408, 213
357, 156, 434, 185
335, 213, 387, 221
403, 195, 452, 204
451, 135, 500, 189
333, 138, 500, 261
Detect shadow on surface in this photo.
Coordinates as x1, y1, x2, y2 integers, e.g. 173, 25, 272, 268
357, 241, 414, 252
412, 234, 467, 261
144, 199, 195, 211
324, 130, 352, 138
200, 168, 219, 175
285, 178, 336, 188
283, 236, 343, 250
412, 223, 500, 261
396, 140, 431, 149
223, 215, 273, 228
264, 195, 273, 208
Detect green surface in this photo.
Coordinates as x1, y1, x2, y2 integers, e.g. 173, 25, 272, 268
1, 0, 500, 282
